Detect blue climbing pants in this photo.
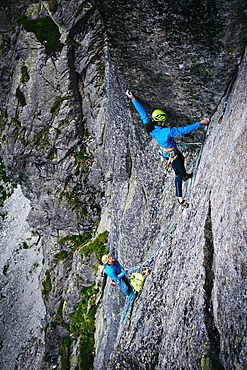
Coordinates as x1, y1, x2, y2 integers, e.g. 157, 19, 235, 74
118, 276, 133, 296
171, 150, 186, 198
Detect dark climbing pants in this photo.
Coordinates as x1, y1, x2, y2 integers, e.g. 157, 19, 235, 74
118, 276, 133, 296
171, 150, 186, 198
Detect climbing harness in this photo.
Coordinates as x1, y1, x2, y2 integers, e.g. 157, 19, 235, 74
120, 141, 204, 324
159, 146, 178, 165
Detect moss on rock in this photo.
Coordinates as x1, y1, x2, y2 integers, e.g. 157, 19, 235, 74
80, 231, 109, 264
0, 157, 17, 207
17, 15, 63, 55
50, 96, 71, 115
70, 285, 98, 370
41, 269, 52, 295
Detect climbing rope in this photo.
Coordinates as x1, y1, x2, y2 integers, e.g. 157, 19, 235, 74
120, 142, 204, 323
120, 290, 137, 324
127, 142, 203, 274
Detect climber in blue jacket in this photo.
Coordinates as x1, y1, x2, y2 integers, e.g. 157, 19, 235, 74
126, 90, 209, 208
102, 254, 133, 296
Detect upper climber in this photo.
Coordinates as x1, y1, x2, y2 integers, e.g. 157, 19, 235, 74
126, 90, 209, 208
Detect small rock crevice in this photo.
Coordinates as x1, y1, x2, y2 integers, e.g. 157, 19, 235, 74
203, 202, 224, 369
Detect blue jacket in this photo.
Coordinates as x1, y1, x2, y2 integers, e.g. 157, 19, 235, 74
132, 99, 201, 157
105, 258, 127, 281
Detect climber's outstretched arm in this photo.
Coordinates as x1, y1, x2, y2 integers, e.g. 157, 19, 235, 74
126, 90, 151, 125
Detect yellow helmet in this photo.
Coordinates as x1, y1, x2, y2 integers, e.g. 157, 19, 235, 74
152, 109, 167, 122
102, 254, 110, 264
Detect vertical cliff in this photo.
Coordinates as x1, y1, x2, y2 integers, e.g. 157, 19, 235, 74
105, 49, 247, 370
0, 1, 246, 369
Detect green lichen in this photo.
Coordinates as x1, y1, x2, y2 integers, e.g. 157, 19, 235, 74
0, 109, 7, 125
200, 341, 211, 369
96, 62, 105, 75
11, 117, 21, 127
41, 269, 52, 295
48, 298, 69, 329
79, 208, 87, 218
94, 61, 105, 87
58, 119, 69, 127
50, 96, 71, 115
32, 126, 50, 149
71, 355, 78, 367
16, 86, 26, 106
96, 44, 104, 51
56, 298, 65, 324
17, 16, 63, 55
94, 81, 103, 87
72, 147, 88, 163
59, 189, 84, 211
20, 65, 29, 83
201, 355, 211, 369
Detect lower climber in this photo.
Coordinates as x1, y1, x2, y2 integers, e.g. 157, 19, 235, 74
102, 254, 133, 296
126, 90, 209, 208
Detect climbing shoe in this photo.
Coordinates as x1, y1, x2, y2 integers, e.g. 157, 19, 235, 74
183, 173, 193, 181
178, 199, 189, 208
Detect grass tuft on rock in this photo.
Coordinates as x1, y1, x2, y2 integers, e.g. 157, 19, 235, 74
80, 231, 109, 263
70, 285, 97, 370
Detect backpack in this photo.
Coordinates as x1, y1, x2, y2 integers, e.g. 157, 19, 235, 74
130, 272, 145, 293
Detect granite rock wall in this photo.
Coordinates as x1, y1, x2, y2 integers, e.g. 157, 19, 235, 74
0, 1, 246, 369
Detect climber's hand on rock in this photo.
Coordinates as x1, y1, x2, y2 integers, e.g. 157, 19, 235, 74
126, 90, 136, 100
200, 119, 210, 125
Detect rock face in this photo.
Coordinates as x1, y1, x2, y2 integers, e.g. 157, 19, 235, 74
105, 49, 247, 370
0, 1, 246, 369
